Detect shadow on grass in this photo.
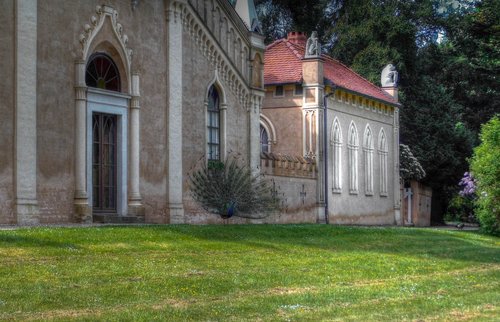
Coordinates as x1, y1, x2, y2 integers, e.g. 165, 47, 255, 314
0, 234, 80, 250
164, 224, 500, 265
0, 224, 498, 264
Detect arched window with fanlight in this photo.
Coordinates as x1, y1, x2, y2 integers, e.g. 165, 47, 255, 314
85, 53, 121, 92
207, 85, 220, 161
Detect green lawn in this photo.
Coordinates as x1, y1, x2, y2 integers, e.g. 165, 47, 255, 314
0, 225, 499, 321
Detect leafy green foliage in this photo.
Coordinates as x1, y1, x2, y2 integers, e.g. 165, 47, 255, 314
470, 115, 500, 235
445, 194, 476, 223
400, 144, 426, 182
189, 158, 279, 219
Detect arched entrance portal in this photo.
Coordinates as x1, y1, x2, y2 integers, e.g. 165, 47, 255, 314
85, 53, 128, 219
74, 5, 143, 223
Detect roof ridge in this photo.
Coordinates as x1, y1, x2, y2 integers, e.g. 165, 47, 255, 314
322, 55, 396, 103
266, 39, 284, 50
284, 40, 304, 60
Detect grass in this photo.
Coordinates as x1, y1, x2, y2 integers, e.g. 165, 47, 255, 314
0, 225, 499, 321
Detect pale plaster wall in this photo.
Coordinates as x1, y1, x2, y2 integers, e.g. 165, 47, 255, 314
327, 98, 396, 224
262, 86, 304, 156
0, 0, 15, 224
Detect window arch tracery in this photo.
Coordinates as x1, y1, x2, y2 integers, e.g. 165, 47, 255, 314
85, 53, 121, 92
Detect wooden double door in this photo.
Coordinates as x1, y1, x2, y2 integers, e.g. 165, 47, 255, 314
92, 112, 117, 213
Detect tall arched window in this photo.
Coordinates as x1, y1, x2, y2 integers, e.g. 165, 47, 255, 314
332, 118, 342, 193
348, 122, 359, 194
363, 125, 374, 195
207, 85, 220, 161
85, 53, 121, 92
260, 125, 270, 153
379, 129, 388, 196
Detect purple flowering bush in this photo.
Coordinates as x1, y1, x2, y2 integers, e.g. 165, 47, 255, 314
459, 172, 476, 197
446, 172, 477, 223
458, 172, 476, 199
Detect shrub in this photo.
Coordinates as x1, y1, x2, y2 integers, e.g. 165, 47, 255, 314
400, 144, 426, 182
189, 158, 279, 219
470, 115, 500, 235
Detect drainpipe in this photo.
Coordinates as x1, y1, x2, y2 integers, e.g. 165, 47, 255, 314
323, 88, 336, 224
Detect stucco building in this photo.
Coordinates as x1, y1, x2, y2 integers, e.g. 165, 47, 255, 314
260, 32, 402, 225
0, 0, 265, 224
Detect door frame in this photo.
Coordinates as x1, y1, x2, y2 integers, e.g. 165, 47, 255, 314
87, 88, 129, 216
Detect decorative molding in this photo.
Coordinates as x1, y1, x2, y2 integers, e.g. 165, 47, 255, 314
260, 114, 277, 144
75, 87, 87, 101
78, 5, 132, 70
172, 0, 255, 107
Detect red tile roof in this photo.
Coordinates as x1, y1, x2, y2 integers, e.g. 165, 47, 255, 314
264, 39, 398, 105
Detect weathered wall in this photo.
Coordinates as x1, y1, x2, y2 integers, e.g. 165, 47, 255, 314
34, 1, 169, 223
402, 180, 432, 227
181, 26, 253, 223
327, 97, 396, 224
0, 0, 15, 224
262, 86, 303, 156
183, 174, 318, 224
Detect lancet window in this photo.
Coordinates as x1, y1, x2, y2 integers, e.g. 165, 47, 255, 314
348, 122, 359, 194
379, 129, 389, 196
363, 125, 374, 195
332, 119, 342, 193
207, 86, 220, 161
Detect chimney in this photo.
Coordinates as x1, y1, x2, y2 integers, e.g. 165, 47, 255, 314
287, 32, 307, 47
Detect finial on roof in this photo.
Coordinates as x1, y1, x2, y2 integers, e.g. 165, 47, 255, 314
305, 31, 321, 58
381, 64, 398, 87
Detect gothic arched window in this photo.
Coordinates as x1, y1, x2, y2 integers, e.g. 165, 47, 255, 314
85, 53, 121, 92
260, 125, 270, 153
332, 119, 342, 193
379, 129, 389, 196
348, 122, 359, 194
207, 86, 220, 161
363, 125, 374, 195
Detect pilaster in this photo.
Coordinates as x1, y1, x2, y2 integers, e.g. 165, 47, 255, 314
302, 56, 326, 222
393, 106, 401, 224
15, 0, 39, 225
128, 74, 144, 217
73, 61, 91, 223
167, 2, 184, 223
249, 91, 263, 174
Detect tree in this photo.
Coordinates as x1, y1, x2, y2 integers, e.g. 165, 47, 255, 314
470, 115, 500, 235
255, 0, 334, 44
